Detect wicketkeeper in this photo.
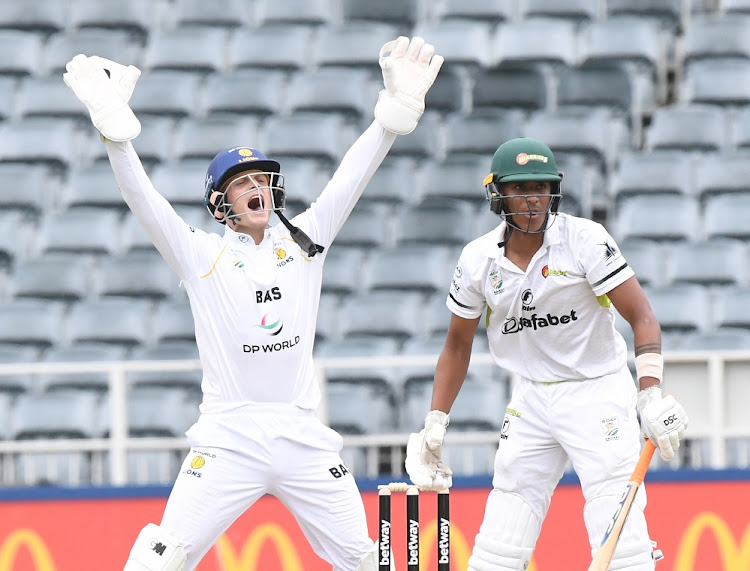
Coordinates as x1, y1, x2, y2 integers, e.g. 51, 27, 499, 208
405, 138, 689, 570
63, 36, 442, 571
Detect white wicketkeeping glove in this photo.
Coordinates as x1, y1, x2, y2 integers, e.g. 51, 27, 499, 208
63, 54, 141, 142
637, 386, 689, 461
374, 36, 444, 135
87, 56, 141, 103
405, 410, 453, 490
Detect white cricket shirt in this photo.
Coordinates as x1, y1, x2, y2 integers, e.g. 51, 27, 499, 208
447, 214, 635, 381
106, 121, 395, 413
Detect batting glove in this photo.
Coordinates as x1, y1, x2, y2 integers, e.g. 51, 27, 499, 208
374, 36, 444, 135
405, 410, 453, 490
63, 54, 141, 142
637, 386, 689, 461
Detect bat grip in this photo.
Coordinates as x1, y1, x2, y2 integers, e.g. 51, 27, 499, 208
631, 440, 657, 485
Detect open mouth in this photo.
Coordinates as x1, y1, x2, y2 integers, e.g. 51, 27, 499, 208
248, 196, 263, 211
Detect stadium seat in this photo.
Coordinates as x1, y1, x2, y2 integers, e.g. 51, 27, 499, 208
492, 18, 578, 68
203, 70, 287, 118
315, 293, 341, 343
731, 108, 750, 150
0, 118, 79, 170
0, 76, 14, 122
128, 342, 202, 394
0, 0, 67, 33
341, 0, 417, 26
472, 68, 549, 113
450, 378, 509, 430
615, 194, 699, 242
143, 28, 228, 73
124, 386, 199, 437
0, 345, 39, 395
0, 211, 21, 267
97, 253, 178, 300
12, 256, 91, 301
443, 110, 525, 158
423, 70, 465, 114
42, 29, 137, 76
17, 76, 94, 120
395, 202, 477, 247
37, 209, 122, 256
357, 157, 419, 206
338, 291, 424, 341
695, 153, 750, 199
412, 21, 494, 69
316, 337, 401, 392
0, 164, 58, 212
327, 381, 397, 434
126, 450, 183, 485
609, 151, 695, 203
619, 240, 666, 288
147, 160, 214, 207
153, 302, 196, 344
704, 193, 750, 240
421, 293, 458, 339
10, 391, 102, 439
666, 239, 747, 286
680, 14, 750, 65
129, 71, 202, 118
606, 0, 683, 30
643, 284, 712, 333
557, 65, 634, 115
0, 30, 44, 76
230, 25, 313, 70
61, 163, 128, 211
69, 0, 158, 38
645, 105, 727, 152
680, 59, 750, 106
433, 0, 512, 22
417, 155, 492, 206
714, 288, 750, 330
68, 299, 152, 347
278, 158, 333, 215
555, 154, 603, 218
121, 212, 158, 254
722, 0, 750, 13
321, 248, 363, 296
173, 116, 261, 162
0, 300, 65, 348
172, 0, 252, 28
38, 344, 128, 393
680, 329, 750, 350
286, 68, 376, 119
256, 0, 336, 26
519, 0, 600, 23
366, 245, 451, 294
264, 113, 356, 164
315, 23, 398, 70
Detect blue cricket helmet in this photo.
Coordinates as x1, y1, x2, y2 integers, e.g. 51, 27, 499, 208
203, 146, 285, 224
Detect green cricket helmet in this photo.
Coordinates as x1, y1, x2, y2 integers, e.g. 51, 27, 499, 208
483, 138, 564, 233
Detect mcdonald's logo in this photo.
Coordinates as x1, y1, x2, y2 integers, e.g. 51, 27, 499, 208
0, 529, 56, 571
674, 512, 750, 571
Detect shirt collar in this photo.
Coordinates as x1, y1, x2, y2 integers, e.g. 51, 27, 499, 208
478, 215, 564, 258
223, 224, 271, 247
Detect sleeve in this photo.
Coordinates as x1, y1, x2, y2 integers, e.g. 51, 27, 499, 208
445, 246, 487, 319
579, 223, 635, 296
289, 121, 396, 247
104, 140, 214, 280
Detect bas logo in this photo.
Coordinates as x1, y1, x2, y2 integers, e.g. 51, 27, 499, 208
674, 512, 750, 571
0, 529, 56, 571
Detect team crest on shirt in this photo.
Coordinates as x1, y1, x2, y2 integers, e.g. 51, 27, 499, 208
600, 416, 620, 441
601, 241, 619, 265
488, 269, 504, 294
256, 312, 283, 335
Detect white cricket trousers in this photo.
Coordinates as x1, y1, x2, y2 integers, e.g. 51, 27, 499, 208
159, 403, 374, 570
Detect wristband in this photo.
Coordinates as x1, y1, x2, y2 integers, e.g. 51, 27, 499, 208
634, 353, 663, 382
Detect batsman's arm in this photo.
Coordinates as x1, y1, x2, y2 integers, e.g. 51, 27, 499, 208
430, 313, 479, 413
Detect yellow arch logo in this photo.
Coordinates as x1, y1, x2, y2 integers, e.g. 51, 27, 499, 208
0, 529, 56, 571
215, 523, 304, 571
674, 512, 750, 571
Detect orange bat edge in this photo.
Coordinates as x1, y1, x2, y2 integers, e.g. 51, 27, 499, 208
586, 440, 657, 571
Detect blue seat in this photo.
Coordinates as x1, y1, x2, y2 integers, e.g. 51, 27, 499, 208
520, 0, 599, 23
580, 17, 665, 71
0, 211, 21, 267
203, 71, 286, 117
68, 299, 152, 347
681, 59, 750, 106
713, 288, 750, 330
0, 77, 15, 121
472, 69, 548, 112
334, 204, 391, 249
412, 21, 493, 69
424, 70, 465, 114
0, 300, 66, 348
492, 18, 578, 68
327, 381, 397, 434
10, 391, 103, 439
124, 386, 199, 437
666, 239, 746, 287
643, 284, 712, 333
321, 249, 363, 296
42, 29, 136, 76
173, 116, 261, 161
433, 0, 513, 23
173, 0, 252, 28
316, 337, 401, 392
681, 14, 750, 65
615, 194, 699, 242
153, 302, 196, 344
367, 245, 451, 294
358, 157, 419, 206
557, 65, 635, 114
62, 163, 128, 211
396, 202, 476, 246
0, 0, 67, 33
256, 0, 335, 26
37, 209, 122, 256
18, 75, 92, 120
315, 293, 341, 343
129, 71, 202, 118
418, 155, 490, 206
339, 291, 424, 341
144, 28, 228, 73
0, 164, 54, 211
609, 151, 694, 203
39, 343, 129, 393
0, 345, 39, 395
315, 23, 398, 69
286, 68, 375, 119
606, 0, 682, 31
704, 193, 750, 240
121, 212, 158, 254
696, 153, 750, 199
0, 118, 78, 170
619, 240, 666, 288
731, 108, 750, 151
129, 342, 202, 394
264, 113, 356, 164
444, 110, 525, 157
97, 253, 178, 300
341, 0, 417, 26
69, 0, 156, 38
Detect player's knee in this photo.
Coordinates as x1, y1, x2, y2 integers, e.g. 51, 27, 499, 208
467, 491, 540, 571
123, 524, 187, 571
585, 495, 655, 571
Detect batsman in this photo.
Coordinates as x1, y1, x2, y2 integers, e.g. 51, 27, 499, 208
405, 138, 689, 570
62, 36, 442, 570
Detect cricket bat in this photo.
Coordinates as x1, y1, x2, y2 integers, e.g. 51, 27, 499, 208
587, 440, 657, 571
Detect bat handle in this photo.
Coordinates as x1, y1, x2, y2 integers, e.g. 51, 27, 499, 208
631, 440, 657, 486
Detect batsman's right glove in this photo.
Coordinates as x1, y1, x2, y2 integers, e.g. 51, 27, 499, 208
405, 410, 453, 491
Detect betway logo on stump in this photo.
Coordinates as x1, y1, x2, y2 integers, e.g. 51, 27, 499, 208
502, 310, 578, 334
